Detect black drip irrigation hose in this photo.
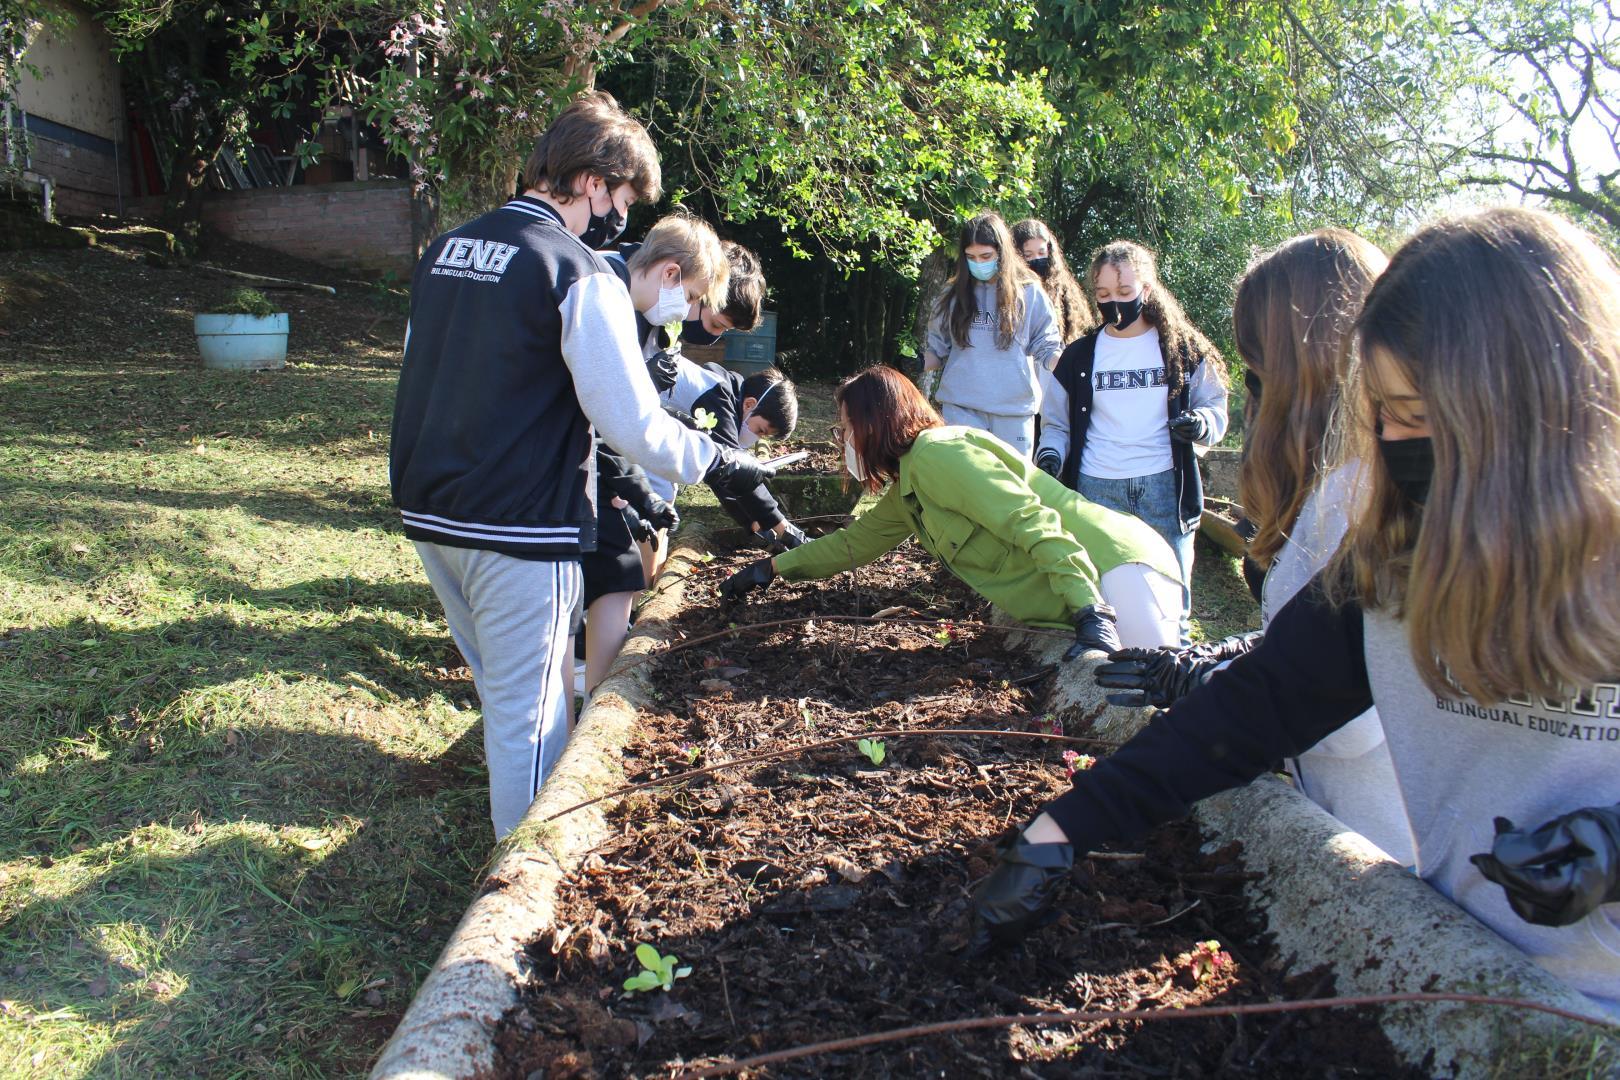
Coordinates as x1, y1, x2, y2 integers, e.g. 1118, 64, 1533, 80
674, 993, 1618, 1077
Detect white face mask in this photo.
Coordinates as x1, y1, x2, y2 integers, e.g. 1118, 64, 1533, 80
647, 274, 689, 326
844, 435, 866, 481
737, 383, 775, 450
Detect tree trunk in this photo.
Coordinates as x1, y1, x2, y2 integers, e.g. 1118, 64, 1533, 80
912, 246, 949, 355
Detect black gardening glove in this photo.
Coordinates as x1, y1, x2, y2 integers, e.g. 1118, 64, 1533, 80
623, 505, 655, 544
968, 832, 1075, 952
642, 495, 679, 535
646, 349, 680, 394
1063, 603, 1121, 661
774, 522, 808, 550
718, 557, 775, 603
704, 447, 776, 497
1035, 448, 1063, 478
1168, 410, 1210, 444
1094, 631, 1264, 708
1471, 805, 1620, 926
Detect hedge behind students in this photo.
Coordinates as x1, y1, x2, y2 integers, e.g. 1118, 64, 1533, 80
921, 211, 1063, 458
1034, 239, 1228, 641
1012, 218, 1086, 344
972, 207, 1620, 1014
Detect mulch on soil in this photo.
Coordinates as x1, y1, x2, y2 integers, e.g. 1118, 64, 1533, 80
494, 546, 1415, 1078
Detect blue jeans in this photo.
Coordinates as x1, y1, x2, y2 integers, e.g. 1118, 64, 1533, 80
1078, 469, 1193, 644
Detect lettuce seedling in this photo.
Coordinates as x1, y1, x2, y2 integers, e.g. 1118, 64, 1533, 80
857, 738, 886, 766
623, 943, 691, 993
692, 407, 719, 431
1062, 750, 1096, 779
1177, 939, 1232, 983
676, 742, 700, 766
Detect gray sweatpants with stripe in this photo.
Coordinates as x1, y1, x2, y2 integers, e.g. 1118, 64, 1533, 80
414, 542, 582, 839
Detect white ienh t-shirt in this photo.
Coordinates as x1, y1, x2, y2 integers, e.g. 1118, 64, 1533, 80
1079, 327, 1172, 479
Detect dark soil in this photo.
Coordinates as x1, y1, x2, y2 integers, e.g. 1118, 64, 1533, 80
764, 437, 843, 475
493, 548, 1415, 1078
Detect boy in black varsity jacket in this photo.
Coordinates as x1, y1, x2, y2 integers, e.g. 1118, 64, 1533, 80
390, 92, 770, 840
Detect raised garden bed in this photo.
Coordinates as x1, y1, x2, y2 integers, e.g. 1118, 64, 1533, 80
374, 535, 1611, 1080
487, 547, 1417, 1078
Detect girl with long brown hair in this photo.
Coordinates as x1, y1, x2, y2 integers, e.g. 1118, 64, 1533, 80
919, 212, 1064, 458
1011, 218, 1087, 343
1034, 240, 1228, 642
719, 366, 1185, 654
1095, 229, 1413, 865
970, 209, 1620, 1015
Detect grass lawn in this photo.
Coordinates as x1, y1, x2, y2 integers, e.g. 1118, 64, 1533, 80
0, 233, 485, 1078
0, 230, 1256, 1077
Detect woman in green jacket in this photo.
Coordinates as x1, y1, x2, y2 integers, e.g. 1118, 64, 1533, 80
719, 366, 1183, 655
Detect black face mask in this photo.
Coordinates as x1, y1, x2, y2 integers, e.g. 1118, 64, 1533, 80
579, 197, 627, 250
1244, 369, 1262, 403
1379, 436, 1434, 506
681, 317, 723, 347
1026, 256, 1052, 277
1098, 293, 1144, 329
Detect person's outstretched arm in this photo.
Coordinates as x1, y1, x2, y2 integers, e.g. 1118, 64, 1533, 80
773, 485, 914, 581
1044, 579, 1376, 848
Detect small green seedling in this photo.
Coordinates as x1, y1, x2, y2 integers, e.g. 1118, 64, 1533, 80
1177, 939, 1231, 983
857, 738, 886, 766
623, 943, 691, 993
677, 742, 701, 766
692, 407, 719, 431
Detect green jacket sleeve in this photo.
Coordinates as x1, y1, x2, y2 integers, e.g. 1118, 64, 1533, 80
911, 440, 1104, 610
773, 485, 915, 581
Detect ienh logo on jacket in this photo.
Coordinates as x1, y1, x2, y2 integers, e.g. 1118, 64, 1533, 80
430, 238, 520, 283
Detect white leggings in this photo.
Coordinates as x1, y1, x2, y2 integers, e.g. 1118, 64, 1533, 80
939, 403, 1035, 459
1098, 562, 1182, 648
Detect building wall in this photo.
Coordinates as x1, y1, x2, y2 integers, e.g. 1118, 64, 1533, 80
11, 3, 125, 217
132, 181, 420, 277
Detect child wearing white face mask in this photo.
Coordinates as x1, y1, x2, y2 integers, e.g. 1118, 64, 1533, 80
601, 213, 730, 362
655, 362, 805, 551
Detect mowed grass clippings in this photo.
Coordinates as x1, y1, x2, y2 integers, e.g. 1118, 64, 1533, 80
0, 236, 488, 1078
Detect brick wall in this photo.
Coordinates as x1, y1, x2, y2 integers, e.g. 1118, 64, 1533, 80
131, 180, 419, 277
27, 132, 121, 218
198, 181, 418, 277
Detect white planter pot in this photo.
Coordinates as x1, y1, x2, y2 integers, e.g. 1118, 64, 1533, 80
194, 312, 289, 370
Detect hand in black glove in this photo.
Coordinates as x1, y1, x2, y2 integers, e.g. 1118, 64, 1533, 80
1063, 603, 1121, 661
1168, 410, 1210, 444
718, 557, 775, 603
968, 831, 1075, 952
1094, 631, 1263, 708
642, 496, 679, 535
774, 522, 808, 550
704, 447, 775, 496
646, 349, 680, 394
623, 506, 655, 543
1471, 805, 1620, 926
1035, 448, 1063, 478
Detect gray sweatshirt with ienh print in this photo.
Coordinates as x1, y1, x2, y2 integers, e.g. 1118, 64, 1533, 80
928, 281, 1063, 417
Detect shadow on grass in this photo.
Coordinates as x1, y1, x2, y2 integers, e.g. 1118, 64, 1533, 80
0, 365, 399, 453
0, 719, 491, 1077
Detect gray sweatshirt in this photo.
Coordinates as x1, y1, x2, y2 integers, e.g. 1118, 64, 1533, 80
928, 282, 1062, 417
